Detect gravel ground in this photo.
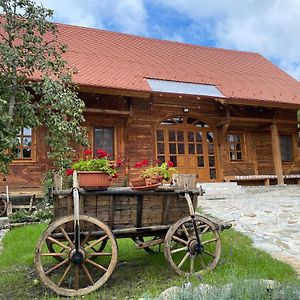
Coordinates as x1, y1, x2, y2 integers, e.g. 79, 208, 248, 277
200, 185, 300, 276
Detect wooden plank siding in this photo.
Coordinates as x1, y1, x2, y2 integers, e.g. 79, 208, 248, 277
1, 91, 300, 191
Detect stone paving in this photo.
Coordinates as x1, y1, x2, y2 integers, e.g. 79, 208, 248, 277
200, 185, 300, 276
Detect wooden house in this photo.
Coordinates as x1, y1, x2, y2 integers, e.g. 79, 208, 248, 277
2, 23, 300, 192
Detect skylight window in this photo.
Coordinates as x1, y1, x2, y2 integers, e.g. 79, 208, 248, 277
147, 79, 224, 98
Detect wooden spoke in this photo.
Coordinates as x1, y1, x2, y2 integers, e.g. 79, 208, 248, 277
0, 199, 7, 217
58, 263, 72, 287
86, 252, 112, 257
198, 254, 207, 269
59, 226, 74, 248
200, 225, 210, 236
75, 265, 79, 290
204, 250, 216, 258
170, 246, 188, 254
173, 235, 188, 245
47, 236, 70, 251
42, 252, 68, 257
85, 258, 108, 272
202, 238, 217, 245
81, 228, 93, 246
45, 258, 69, 275
178, 252, 189, 269
82, 264, 94, 285
85, 241, 98, 252
164, 215, 221, 276
181, 224, 189, 239
84, 235, 108, 251
35, 215, 118, 297
190, 255, 195, 273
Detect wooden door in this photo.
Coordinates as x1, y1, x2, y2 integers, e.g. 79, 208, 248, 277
156, 117, 218, 182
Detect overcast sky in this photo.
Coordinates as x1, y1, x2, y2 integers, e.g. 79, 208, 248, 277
34, 0, 300, 80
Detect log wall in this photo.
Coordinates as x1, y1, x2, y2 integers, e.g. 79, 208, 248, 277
1, 90, 300, 191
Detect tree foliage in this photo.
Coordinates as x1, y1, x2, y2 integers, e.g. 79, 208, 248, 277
0, 0, 88, 174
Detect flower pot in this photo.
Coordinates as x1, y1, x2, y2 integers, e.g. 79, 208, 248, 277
130, 176, 146, 187
78, 171, 111, 190
145, 176, 163, 186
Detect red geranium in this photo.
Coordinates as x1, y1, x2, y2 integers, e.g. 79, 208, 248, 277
115, 158, 124, 167
83, 149, 92, 156
167, 161, 174, 167
134, 159, 149, 168
97, 149, 108, 158
66, 168, 74, 176
112, 173, 119, 179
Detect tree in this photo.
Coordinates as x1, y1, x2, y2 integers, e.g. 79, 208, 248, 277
0, 0, 88, 175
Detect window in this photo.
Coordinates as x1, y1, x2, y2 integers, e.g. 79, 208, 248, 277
280, 135, 293, 162
228, 133, 243, 161
14, 128, 33, 159
94, 127, 114, 158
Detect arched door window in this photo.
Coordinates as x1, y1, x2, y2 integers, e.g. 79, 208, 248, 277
156, 116, 217, 181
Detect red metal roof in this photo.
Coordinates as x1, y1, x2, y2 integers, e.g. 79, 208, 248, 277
57, 23, 300, 105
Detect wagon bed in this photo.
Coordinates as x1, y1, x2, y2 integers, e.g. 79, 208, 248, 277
53, 188, 199, 236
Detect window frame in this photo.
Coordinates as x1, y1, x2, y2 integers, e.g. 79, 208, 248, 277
12, 128, 36, 163
227, 132, 245, 162
279, 134, 294, 163
93, 126, 115, 159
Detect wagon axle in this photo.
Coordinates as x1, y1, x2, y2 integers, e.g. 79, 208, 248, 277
188, 239, 204, 256
69, 248, 85, 265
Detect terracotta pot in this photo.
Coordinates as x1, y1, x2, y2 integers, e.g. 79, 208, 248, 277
78, 171, 112, 190
130, 176, 146, 187
145, 176, 163, 186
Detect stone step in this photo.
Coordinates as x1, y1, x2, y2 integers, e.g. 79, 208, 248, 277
197, 182, 244, 200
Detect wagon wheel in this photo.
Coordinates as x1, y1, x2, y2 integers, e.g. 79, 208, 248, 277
0, 199, 7, 217
46, 232, 108, 262
164, 215, 221, 276
35, 215, 118, 297
132, 236, 164, 254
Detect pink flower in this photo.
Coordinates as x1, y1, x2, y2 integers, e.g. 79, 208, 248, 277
83, 149, 92, 156
66, 168, 74, 176
167, 161, 174, 167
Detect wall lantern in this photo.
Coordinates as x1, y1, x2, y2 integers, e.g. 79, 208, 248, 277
183, 108, 189, 113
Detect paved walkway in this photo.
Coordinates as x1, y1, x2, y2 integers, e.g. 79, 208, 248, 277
200, 185, 300, 276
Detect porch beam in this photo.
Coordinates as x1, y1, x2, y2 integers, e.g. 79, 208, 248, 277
270, 123, 284, 185
84, 108, 131, 115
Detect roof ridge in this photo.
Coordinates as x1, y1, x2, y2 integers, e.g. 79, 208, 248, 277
55, 21, 261, 57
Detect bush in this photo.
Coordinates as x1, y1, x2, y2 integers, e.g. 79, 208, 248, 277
156, 280, 300, 300
8, 201, 53, 223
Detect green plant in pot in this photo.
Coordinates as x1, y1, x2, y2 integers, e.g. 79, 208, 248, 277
67, 149, 123, 189
141, 161, 178, 185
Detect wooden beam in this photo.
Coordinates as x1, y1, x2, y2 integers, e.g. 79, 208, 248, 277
270, 123, 284, 185
230, 116, 298, 124
217, 123, 230, 146
224, 98, 300, 110
216, 119, 230, 128
79, 85, 150, 98
84, 108, 131, 115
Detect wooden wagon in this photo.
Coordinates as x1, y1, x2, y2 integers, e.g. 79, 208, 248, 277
34, 179, 230, 297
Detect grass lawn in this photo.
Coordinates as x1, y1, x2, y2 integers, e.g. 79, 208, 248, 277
0, 223, 299, 299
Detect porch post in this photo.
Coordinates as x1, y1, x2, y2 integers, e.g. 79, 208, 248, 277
270, 123, 284, 185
